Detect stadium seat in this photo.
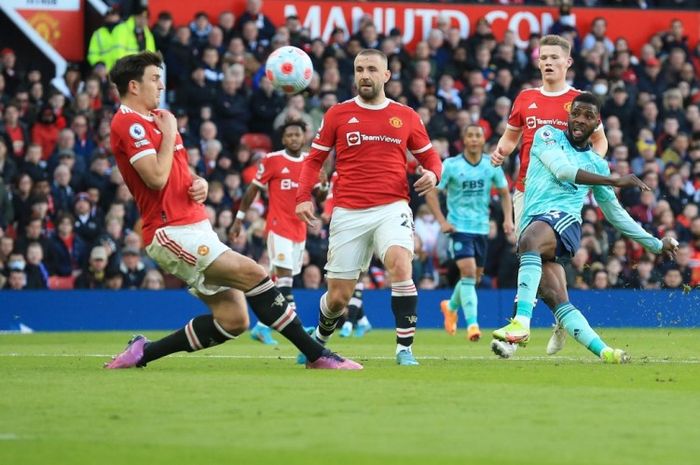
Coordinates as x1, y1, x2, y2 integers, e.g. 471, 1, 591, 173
48, 275, 76, 290
240, 133, 273, 153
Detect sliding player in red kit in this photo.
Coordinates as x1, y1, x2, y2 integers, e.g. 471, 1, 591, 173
105, 51, 360, 370
295, 49, 442, 366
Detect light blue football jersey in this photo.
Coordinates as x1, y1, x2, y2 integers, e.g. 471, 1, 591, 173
437, 154, 508, 235
521, 125, 616, 228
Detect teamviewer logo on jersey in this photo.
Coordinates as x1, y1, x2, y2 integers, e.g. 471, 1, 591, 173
526, 116, 537, 129
346, 131, 361, 146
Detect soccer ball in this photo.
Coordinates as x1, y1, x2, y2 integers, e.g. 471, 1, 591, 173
265, 45, 313, 95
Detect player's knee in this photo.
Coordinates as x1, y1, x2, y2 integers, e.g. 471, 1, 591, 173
386, 256, 413, 281
327, 287, 353, 311
538, 285, 562, 309
217, 312, 249, 336
518, 232, 538, 252
242, 261, 268, 286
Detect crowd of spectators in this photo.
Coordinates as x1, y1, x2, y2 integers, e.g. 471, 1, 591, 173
2, 0, 700, 291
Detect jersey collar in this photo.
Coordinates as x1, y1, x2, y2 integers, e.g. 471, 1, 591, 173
564, 131, 593, 152
539, 86, 572, 97
353, 96, 391, 110
281, 150, 305, 162
462, 152, 484, 167
120, 104, 154, 122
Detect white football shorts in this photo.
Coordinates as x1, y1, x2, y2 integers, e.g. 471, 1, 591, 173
325, 200, 414, 280
146, 219, 230, 296
267, 231, 305, 276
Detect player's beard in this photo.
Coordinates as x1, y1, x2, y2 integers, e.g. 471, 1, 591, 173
358, 82, 380, 101
569, 124, 594, 144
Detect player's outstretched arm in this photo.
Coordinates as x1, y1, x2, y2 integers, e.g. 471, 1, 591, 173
232, 182, 261, 237
536, 147, 650, 190
594, 189, 678, 258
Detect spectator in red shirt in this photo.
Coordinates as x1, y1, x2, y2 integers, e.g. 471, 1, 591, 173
31, 105, 61, 160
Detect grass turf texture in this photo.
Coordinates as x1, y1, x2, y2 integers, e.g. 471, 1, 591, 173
1, 329, 699, 465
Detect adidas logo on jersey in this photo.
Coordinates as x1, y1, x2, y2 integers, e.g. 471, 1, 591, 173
348, 117, 359, 124
281, 167, 290, 174
528, 102, 538, 109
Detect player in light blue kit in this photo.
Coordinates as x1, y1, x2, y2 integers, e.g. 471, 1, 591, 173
491, 93, 678, 363
426, 125, 513, 341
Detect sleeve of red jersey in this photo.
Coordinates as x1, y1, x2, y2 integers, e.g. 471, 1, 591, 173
506, 94, 523, 131
296, 109, 336, 204
114, 114, 158, 165
252, 155, 272, 188
408, 110, 442, 182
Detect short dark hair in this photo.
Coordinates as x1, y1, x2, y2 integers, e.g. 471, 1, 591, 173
282, 119, 307, 133
572, 92, 601, 113
461, 124, 484, 138
109, 51, 163, 97
355, 49, 388, 67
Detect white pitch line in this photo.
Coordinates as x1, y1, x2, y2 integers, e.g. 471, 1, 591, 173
0, 353, 699, 364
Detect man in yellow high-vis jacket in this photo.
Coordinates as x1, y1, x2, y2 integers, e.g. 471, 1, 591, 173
111, 7, 156, 65
87, 7, 121, 70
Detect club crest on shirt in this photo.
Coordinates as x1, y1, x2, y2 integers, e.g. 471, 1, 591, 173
564, 101, 573, 113
389, 116, 403, 128
197, 245, 210, 256
277, 253, 286, 261
129, 123, 146, 140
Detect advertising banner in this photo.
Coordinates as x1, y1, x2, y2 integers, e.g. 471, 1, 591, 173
147, 0, 699, 53
11, 0, 84, 61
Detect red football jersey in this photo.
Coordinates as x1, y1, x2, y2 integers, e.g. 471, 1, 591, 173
322, 171, 339, 217
507, 86, 581, 192
297, 97, 442, 209
253, 150, 308, 243
111, 105, 207, 245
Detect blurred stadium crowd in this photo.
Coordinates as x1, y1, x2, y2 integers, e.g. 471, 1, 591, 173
1, 0, 700, 291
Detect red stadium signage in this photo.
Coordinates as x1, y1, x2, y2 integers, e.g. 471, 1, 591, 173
8, 0, 84, 61
149, 0, 699, 54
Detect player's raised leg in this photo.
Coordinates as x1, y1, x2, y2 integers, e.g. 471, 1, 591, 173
205, 251, 361, 369
538, 263, 630, 363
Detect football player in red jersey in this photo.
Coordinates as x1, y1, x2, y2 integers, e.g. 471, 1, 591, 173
490, 35, 609, 359
105, 51, 361, 370
233, 120, 309, 345
295, 49, 443, 366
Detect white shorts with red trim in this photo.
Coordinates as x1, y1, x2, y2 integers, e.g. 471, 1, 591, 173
146, 219, 230, 296
266, 231, 305, 276
325, 200, 414, 280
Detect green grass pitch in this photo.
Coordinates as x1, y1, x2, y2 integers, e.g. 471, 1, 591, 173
1, 329, 699, 465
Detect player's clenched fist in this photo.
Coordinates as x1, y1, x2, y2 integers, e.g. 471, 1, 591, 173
413, 170, 437, 196
491, 146, 507, 166
188, 178, 208, 203
295, 201, 318, 226
153, 110, 177, 138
